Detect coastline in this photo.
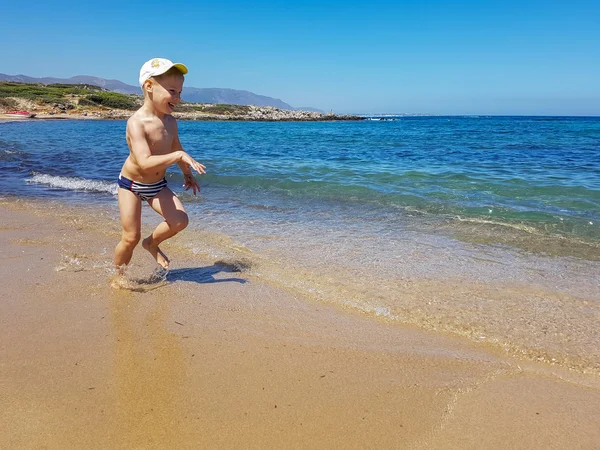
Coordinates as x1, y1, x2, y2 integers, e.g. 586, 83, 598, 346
2, 198, 599, 449
1, 80, 363, 122
1, 111, 364, 122
0, 96, 363, 123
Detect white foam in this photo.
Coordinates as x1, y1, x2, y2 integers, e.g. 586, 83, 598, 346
454, 215, 539, 234
27, 173, 117, 196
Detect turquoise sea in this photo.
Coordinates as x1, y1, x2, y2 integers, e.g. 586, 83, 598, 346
1, 116, 599, 372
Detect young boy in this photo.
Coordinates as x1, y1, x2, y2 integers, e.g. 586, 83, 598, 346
114, 58, 206, 273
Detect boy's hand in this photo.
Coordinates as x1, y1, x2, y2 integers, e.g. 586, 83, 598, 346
183, 173, 201, 195
181, 152, 206, 175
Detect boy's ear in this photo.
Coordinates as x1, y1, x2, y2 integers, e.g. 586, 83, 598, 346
143, 79, 153, 93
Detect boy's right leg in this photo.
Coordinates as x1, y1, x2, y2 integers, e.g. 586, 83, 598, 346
114, 188, 142, 272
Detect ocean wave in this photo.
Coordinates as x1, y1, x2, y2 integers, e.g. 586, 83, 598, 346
27, 173, 117, 196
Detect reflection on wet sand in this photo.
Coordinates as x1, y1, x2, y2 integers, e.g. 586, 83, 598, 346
109, 290, 186, 448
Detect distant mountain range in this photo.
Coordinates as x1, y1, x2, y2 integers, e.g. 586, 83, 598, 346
0, 73, 323, 112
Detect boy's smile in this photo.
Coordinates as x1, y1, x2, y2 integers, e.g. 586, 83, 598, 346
148, 74, 184, 115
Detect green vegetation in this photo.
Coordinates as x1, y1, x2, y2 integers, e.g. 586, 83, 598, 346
177, 102, 252, 115
0, 82, 139, 110
0, 81, 104, 104
0, 82, 328, 120
81, 92, 139, 110
200, 104, 252, 115
1, 82, 247, 115
77, 98, 99, 108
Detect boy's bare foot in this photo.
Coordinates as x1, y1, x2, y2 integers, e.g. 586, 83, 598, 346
142, 236, 170, 269
115, 264, 126, 277
110, 266, 128, 289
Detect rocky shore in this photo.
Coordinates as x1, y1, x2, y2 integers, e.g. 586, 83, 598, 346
24, 106, 362, 122
176, 105, 363, 121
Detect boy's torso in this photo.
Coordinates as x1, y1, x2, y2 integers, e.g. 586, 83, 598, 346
122, 112, 177, 183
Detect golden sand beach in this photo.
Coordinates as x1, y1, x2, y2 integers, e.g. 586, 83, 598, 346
1, 199, 599, 449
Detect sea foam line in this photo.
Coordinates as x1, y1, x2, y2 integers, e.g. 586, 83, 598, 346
27, 173, 117, 196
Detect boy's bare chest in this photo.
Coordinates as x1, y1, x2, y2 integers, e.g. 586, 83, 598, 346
145, 123, 175, 154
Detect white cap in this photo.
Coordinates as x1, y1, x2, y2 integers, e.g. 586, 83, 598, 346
139, 58, 188, 87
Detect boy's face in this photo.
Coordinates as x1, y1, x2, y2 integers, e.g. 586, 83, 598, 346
146, 73, 184, 114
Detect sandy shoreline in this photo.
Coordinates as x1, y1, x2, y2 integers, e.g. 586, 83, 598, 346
1, 199, 599, 449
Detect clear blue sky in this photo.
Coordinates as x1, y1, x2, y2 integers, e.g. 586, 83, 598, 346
2, 0, 599, 115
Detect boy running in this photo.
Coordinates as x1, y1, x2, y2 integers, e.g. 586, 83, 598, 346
114, 58, 205, 273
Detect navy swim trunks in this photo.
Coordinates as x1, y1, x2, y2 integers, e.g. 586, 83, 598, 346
118, 174, 168, 201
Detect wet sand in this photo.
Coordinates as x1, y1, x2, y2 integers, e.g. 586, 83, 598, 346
1, 200, 599, 449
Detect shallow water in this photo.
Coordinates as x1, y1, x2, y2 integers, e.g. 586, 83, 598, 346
1, 117, 599, 373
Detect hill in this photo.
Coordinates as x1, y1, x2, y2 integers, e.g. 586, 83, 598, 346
0, 73, 296, 110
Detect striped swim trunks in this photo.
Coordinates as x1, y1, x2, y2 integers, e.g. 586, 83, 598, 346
118, 174, 168, 201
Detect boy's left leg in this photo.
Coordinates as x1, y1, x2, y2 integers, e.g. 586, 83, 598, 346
143, 187, 189, 269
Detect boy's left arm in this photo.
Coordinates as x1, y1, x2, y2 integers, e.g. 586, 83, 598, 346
172, 127, 202, 196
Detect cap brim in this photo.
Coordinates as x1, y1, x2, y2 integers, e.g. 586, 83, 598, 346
172, 63, 188, 75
